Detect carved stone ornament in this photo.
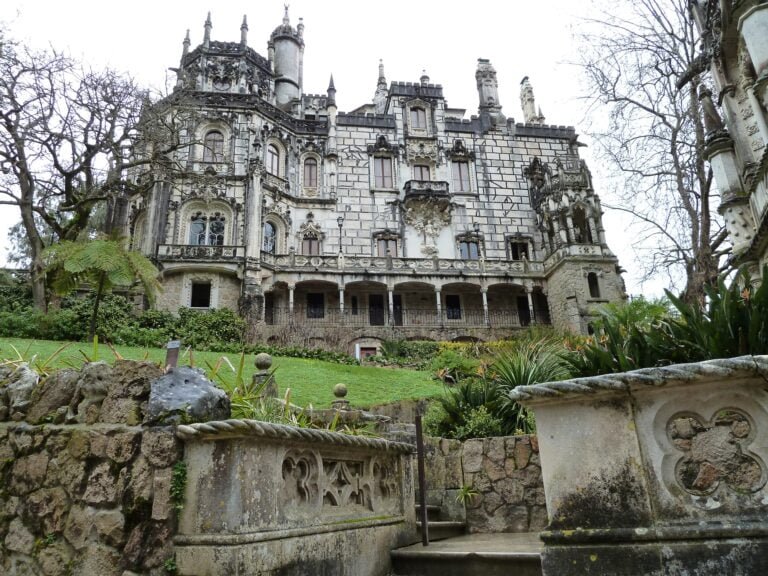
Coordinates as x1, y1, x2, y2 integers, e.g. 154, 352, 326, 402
403, 197, 453, 257
445, 139, 476, 161
367, 134, 400, 157
405, 139, 438, 163
668, 409, 766, 497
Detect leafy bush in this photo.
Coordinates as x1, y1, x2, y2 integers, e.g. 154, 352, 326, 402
60, 293, 137, 342
451, 405, 504, 440
430, 349, 480, 383
176, 307, 246, 349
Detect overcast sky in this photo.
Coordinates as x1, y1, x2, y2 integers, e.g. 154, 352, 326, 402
2, 0, 665, 296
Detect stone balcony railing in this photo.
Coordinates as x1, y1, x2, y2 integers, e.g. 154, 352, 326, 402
157, 244, 245, 263
543, 243, 613, 267
260, 251, 544, 276
403, 179, 450, 199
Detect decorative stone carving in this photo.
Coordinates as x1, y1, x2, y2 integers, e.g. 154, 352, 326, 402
445, 139, 475, 161
403, 196, 453, 257
366, 134, 400, 157
405, 139, 438, 163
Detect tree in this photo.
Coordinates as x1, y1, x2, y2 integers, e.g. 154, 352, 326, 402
0, 31, 188, 310
43, 236, 161, 339
577, 0, 729, 303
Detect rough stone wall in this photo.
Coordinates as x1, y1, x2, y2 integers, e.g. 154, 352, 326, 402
0, 361, 182, 576
419, 434, 546, 533
462, 435, 546, 533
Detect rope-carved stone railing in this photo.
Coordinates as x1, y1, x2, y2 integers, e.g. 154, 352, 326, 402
176, 418, 414, 453
508, 355, 768, 402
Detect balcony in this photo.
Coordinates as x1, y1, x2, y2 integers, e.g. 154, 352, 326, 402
157, 244, 245, 263
263, 307, 547, 329
260, 251, 544, 275
403, 179, 450, 199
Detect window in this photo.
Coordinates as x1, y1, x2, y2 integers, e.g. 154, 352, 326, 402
413, 164, 430, 181
445, 295, 461, 320
307, 293, 324, 319
267, 144, 280, 175
410, 107, 427, 129
376, 238, 397, 257
509, 241, 529, 261
373, 157, 393, 188
452, 161, 470, 192
263, 222, 277, 254
189, 213, 225, 246
587, 272, 601, 298
304, 158, 318, 188
459, 240, 480, 260
202, 130, 224, 163
302, 233, 320, 255
191, 283, 211, 308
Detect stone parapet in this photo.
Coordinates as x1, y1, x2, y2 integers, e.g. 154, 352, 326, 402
511, 355, 768, 575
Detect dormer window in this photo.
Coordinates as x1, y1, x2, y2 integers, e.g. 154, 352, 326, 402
202, 130, 224, 163
410, 107, 427, 129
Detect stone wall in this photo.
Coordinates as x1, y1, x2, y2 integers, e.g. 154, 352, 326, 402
420, 434, 546, 533
462, 435, 546, 533
0, 360, 182, 576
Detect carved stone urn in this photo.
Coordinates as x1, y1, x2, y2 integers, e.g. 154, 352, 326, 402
509, 356, 768, 576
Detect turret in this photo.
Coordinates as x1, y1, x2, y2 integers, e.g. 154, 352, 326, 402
269, 6, 304, 110
203, 12, 212, 48
240, 15, 248, 46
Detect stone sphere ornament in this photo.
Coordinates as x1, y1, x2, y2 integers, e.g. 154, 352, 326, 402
333, 383, 348, 398
254, 353, 272, 370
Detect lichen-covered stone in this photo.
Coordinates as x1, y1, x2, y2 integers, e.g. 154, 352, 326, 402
4, 518, 35, 554
4, 364, 39, 416
10, 452, 49, 495
106, 431, 141, 464
140, 429, 181, 468
25, 487, 70, 533
462, 439, 483, 473
83, 462, 118, 505
69, 362, 112, 423
26, 369, 79, 425
93, 509, 126, 547
144, 366, 230, 425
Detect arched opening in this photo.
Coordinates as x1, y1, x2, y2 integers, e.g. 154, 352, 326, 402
303, 157, 318, 188
587, 272, 601, 298
263, 221, 277, 254
203, 130, 224, 163
267, 144, 280, 175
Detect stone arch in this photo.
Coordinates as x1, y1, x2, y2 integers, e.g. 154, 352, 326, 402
179, 199, 234, 246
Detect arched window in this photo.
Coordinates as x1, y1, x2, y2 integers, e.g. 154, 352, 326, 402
203, 130, 224, 163
267, 144, 280, 175
188, 212, 226, 246
304, 158, 318, 188
587, 272, 601, 298
373, 157, 393, 188
410, 107, 427, 129
263, 221, 277, 254
459, 240, 480, 260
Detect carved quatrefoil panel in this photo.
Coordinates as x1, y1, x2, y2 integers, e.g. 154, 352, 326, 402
667, 409, 766, 496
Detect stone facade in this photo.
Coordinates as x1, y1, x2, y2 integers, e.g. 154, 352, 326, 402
688, 2, 768, 274
126, 9, 625, 350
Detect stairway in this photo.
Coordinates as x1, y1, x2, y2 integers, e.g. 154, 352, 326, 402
415, 503, 466, 541
390, 532, 543, 576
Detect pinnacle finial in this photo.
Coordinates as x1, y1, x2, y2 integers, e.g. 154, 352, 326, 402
182, 29, 191, 57
204, 12, 212, 45
283, 4, 290, 25
327, 74, 337, 106
241, 15, 248, 45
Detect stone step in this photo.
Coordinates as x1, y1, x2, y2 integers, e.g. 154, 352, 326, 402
391, 533, 542, 576
414, 504, 442, 521
415, 520, 466, 541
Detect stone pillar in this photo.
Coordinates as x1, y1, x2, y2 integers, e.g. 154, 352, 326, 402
551, 218, 564, 248
527, 289, 535, 324
387, 289, 394, 326
339, 286, 345, 320
252, 353, 277, 398
245, 172, 263, 261
435, 289, 442, 325
288, 284, 295, 315
481, 288, 489, 327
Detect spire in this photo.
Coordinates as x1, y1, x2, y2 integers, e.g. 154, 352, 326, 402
240, 15, 248, 46
420, 69, 430, 85
283, 4, 290, 26
203, 12, 212, 47
327, 75, 336, 107
374, 59, 388, 115
297, 17, 304, 38
182, 29, 190, 58
520, 76, 543, 124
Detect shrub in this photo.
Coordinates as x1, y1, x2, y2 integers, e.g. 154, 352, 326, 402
452, 405, 504, 440
176, 307, 247, 349
430, 349, 480, 383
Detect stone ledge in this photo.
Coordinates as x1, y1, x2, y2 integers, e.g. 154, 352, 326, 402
541, 522, 768, 545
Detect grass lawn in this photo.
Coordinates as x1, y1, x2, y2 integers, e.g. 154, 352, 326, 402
0, 337, 442, 408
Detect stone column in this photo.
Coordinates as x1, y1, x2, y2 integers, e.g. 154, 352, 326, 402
388, 289, 394, 327
551, 218, 564, 247
245, 172, 263, 262
288, 284, 295, 316
481, 288, 489, 327
435, 288, 442, 325
527, 289, 535, 324
339, 286, 345, 321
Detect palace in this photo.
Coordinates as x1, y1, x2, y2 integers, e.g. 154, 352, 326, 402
127, 9, 626, 354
